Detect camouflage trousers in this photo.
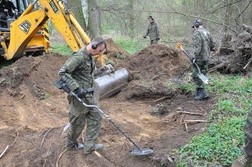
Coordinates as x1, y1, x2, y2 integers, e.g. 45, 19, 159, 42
67, 95, 102, 153
191, 60, 209, 88
243, 110, 252, 157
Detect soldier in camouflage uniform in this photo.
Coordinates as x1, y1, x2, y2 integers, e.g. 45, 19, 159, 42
191, 18, 215, 100
58, 37, 106, 154
232, 110, 252, 167
143, 16, 160, 45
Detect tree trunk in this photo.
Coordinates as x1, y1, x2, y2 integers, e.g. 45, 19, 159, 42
129, 0, 134, 38
66, 0, 87, 30
87, 0, 101, 38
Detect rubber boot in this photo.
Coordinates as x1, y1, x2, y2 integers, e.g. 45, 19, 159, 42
194, 88, 200, 97
231, 155, 252, 167
66, 141, 84, 150
194, 88, 208, 100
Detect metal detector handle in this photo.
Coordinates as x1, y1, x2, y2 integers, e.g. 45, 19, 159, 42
54, 79, 142, 150
70, 92, 142, 150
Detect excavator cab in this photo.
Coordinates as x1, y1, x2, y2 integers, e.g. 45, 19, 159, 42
0, 0, 49, 59
0, 0, 28, 28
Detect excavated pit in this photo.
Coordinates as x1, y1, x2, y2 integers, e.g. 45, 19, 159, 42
0, 40, 215, 167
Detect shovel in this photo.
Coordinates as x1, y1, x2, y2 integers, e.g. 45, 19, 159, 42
55, 80, 153, 156
176, 42, 208, 84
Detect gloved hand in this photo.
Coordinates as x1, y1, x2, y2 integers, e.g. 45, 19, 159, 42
102, 64, 114, 73
75, 87, 94, 98
191, 57, 196, 64
143, 35, 147, 38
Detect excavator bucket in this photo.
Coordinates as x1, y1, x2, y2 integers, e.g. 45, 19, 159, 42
94, 68, 129, 101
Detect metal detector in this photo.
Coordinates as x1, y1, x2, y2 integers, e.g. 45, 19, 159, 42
55, 80, 154, 156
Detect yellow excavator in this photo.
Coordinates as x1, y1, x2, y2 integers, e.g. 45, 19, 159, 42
0, 0, 129, 100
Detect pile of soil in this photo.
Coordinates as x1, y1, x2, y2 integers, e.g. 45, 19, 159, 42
0, 41, 215, 167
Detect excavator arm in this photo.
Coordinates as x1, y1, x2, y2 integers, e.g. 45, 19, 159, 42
2, 0, 92, 60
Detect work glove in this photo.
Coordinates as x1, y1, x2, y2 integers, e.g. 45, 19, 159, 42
55, 80, 70, 93
191, 57, 196, 64
103, 64, 114, 72
75, 87, 94, 98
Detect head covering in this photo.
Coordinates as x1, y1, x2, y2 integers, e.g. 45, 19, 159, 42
192, 18, 202, 28
148, 16, 154, 21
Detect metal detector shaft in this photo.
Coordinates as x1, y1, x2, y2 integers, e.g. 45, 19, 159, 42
71, 92, 142, 150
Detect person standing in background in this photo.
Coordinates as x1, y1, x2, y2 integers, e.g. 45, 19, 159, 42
143, 16, 160, 45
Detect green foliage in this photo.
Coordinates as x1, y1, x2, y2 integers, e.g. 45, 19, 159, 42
176, 74, 252, 166
163, 80, 180, 91
50, 43, 72, 56
114, 36, 148, 55
114, 54, 127, 60
178, 82, 194, 94
179, 118, 244, 166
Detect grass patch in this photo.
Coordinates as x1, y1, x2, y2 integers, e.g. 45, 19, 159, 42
113, 36, 148, 54
175, 73, 252, 166
50, 42, 73, 56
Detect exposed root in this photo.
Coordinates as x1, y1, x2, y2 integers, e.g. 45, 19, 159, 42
40, 128, 54, 148
56, 148, 67, 167
0, 130, 19, 159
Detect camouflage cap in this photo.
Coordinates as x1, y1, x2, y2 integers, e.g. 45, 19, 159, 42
192, 18, 202, 28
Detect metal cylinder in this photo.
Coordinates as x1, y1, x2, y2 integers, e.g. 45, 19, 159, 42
95, 68, 129, 101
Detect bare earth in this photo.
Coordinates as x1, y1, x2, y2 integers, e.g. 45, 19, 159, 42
0, 43, 215, 167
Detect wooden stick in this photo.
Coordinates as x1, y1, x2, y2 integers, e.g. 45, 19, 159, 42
0, 145, 9, 159
180, 114, 186, 124
182, 120, 208, 124
243, 55, 252, 69
0, 130, 19, 159
184, 123, 188, 132
176, 111, 206, 116
56, 149, 67, 167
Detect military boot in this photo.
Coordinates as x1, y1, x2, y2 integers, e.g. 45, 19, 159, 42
194, 88, 209, 101
194, 88, 201, 97
231, 155, 252, 167
66, 141, 84, 150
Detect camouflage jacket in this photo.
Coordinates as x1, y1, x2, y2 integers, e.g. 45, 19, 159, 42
192, 27, 215, 61
145, 21, 160, 41
58, 47, 95, 92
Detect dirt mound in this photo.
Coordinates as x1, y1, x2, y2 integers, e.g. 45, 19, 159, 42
115, 44, 190, 100
0, 44, 215, 167
105, 38, 130, 58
